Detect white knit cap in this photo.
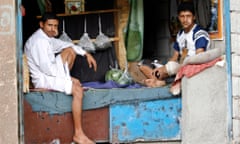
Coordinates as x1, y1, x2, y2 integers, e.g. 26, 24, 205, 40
165, 61, 181, 76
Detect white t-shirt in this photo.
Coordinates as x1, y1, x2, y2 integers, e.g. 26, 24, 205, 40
174, 24, 210, 57
24, 29, 86, 94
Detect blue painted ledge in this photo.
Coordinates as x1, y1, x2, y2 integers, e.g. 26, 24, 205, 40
24, 86, 177, 114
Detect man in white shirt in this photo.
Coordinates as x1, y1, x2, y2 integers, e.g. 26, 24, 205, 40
142, 2, 210, 87
24, 12, 96, 144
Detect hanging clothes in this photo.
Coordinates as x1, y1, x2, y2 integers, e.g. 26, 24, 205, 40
37, 0, 46, 15
45, 0, 52, 12
124, 0, 144, 62
169, 0, 181, 37
193, 0, 211, 29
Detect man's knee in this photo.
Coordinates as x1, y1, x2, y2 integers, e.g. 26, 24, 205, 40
61, 47, 76, 63
62, 47, 76, 57
72, 84, 83, 99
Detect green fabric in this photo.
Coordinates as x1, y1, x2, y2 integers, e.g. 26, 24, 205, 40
125, 0, 144, 62
37, 0, 46, 15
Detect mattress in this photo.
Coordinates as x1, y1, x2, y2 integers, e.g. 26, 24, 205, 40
25, 85, 174, 114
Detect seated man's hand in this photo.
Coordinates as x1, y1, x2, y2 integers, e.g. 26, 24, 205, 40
85, 53, 97, 71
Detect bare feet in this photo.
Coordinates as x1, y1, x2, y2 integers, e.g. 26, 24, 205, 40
144, 78, 166, 88
73, 135, 95, 144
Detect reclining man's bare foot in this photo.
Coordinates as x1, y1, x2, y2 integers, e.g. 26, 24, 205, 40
144, 79, 166, 88
73, 134, 95, 144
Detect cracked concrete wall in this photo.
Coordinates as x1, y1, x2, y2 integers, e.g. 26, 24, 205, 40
0, 0, 19, 143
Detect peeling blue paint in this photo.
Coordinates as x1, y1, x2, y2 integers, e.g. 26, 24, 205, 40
224, 0, 233, 141
110, 98, 181, 143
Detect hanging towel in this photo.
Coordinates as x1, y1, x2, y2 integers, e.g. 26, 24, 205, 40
125, 0, 144, 62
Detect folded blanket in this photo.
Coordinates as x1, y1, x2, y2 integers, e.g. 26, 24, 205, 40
170, 57, 222, 95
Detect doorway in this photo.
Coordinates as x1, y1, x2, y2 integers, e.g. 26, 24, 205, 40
143, 0, 173, 63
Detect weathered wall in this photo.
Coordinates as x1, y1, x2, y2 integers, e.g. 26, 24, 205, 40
115, 0, 129, 69
230, 0, 240, 143
181, 66, 228, 144
0, 0, 19, 143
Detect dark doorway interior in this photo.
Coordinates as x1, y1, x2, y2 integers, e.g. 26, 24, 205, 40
143, 0, 173, 63
22, 0, 116, 83
22, 0, 114, 44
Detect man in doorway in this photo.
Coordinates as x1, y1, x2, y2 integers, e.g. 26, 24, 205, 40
24, 12, 96, 144
142, 1, 210, 87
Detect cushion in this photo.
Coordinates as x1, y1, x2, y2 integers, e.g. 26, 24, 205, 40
182, 47, 224, 66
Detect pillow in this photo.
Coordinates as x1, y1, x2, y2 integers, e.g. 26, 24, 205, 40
182, 47, 224, 66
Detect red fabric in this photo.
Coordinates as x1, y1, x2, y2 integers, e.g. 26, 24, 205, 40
21, 5, 26, 16
170, 57, 222, 95
175, 57, 222, 81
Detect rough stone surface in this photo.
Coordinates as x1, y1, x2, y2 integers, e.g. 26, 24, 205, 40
181, 66, 228, 144
0, 1, 19, 143
232, 77, 240, 97
231, 12, 240, 33
233, 119, 240, 143
233, 97, 240, 119
232, 54, 240, 76
231, 1, 240, 142
230, 0, 240, 11
231, 34, 240, 55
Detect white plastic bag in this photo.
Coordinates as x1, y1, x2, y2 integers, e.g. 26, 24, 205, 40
77, 16, 96, 52
94, 15, 112, 50
59, 19, 73, 43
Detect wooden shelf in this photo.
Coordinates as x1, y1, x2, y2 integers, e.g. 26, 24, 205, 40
37, 9, 119, 18
36, 7, 120, 48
